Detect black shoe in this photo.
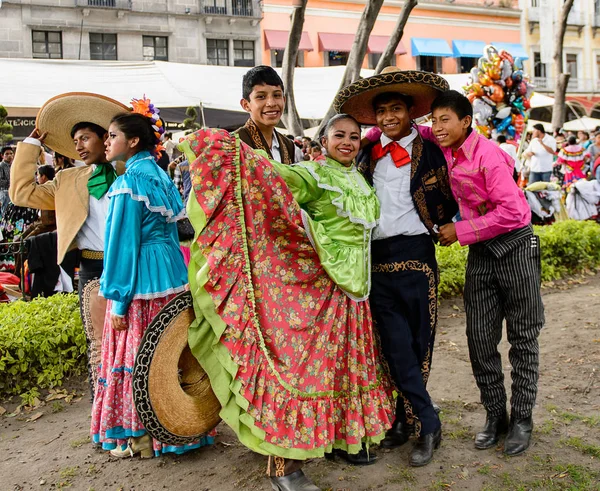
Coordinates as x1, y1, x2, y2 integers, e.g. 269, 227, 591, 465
380, 420, 413, 449
270, 470, 321, 491
409, 427, 442, 467
504, 416, 533, 456
324, 447, 378, 466
475, 412, 509, 450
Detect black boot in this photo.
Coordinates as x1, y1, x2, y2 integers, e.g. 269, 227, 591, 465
409, 427, 442, 467
380, 420, 413, 449
324, 446, 378, 466
270, 470, 321, 491
504, 416, 533, 456
474, 412, 509, 450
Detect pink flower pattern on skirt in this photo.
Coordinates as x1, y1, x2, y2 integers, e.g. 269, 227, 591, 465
90, 296, 216, 455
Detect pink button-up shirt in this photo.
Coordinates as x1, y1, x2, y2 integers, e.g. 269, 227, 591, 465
419, 126, 531, 246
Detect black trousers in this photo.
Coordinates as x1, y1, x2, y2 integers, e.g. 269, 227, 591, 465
370, 234, 440, 436
78, 257, 104, 401
464, 230, 544, 419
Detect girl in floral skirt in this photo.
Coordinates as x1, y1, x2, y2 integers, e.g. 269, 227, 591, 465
183, 114, 395, 490
91, 98, 214, 458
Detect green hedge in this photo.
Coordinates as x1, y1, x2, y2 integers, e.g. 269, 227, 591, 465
0, 221, 598, 401
0, 294, 86, 401
438, 220, 600, 298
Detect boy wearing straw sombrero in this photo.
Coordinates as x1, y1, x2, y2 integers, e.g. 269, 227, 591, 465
333, 68, 457, 467
10, 92, 128, 399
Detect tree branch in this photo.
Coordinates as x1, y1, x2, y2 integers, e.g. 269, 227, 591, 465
375, 0, 418, 75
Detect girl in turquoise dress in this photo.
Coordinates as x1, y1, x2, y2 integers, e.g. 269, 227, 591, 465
91, 98, 214, 458
183, 114, 394, 489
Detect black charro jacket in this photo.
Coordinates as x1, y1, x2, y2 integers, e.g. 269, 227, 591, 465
357, 131, 458, 237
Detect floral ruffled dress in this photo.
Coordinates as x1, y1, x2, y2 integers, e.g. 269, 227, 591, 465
91, 151, 215, 455
183, 129, 395, 460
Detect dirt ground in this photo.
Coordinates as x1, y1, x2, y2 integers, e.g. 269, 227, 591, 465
1, 275, 599, 491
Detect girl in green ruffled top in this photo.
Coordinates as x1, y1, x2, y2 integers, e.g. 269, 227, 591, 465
271, 114, 379, 301
184, 114, 394, 491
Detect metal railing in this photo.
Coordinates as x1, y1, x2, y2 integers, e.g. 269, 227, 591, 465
532, 76, 598, 93
76, 0, 132, 8
200, 0, 261, 18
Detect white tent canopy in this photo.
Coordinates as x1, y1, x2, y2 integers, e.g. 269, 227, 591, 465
562, 116, 600, 132
0, 58, 555, 126
1, 59, 376, 121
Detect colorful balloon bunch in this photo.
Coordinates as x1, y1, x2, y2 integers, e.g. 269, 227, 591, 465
464, 45, 533, 144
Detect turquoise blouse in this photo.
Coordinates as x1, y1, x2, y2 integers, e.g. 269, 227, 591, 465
100, 151, 188, 316
273, 157, 380, 301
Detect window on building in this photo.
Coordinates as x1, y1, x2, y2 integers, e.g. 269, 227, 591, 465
204, 0, 226, 15
531, 0, 539, 6
327, 51, 349, 66
233, 40, 255, 67
232, 0, 253, 16
533, 51, 547, 78
32, 30, 63, 59
207, 39, 229, 66
90, 33, 117, 60
143, 36, 168, 61
417, 56, 442, 73
457, 57, 477, 73
271, 49, 305, 68
368, 53, 382, 70
566, 53, 578, 78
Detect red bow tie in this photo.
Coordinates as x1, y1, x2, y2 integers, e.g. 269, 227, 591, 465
371, 141, 411, 168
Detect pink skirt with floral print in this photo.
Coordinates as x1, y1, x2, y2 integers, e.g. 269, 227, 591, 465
184, 129, 395, 460
90, 296, 215, 455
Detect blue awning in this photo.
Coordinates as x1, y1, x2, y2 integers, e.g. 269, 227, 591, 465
491, 42, 529, 60
452, 40, 486, 58
411, 38, 453, 58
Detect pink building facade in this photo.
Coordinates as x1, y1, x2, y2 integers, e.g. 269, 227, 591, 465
261, 0, 524, 74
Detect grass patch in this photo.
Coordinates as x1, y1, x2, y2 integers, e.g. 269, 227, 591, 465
553, 463, 600, 488
546, 404, 600, 428
69, 436, 90, 448
477, 463, 491, 475
386, 464, 416, 484
51, 401, 64, 413
59, 467, 77, 479
538, 419, 556, 435
445, 427, 472, 440
563, 437, 600, 459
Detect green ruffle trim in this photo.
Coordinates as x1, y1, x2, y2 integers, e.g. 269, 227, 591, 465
184, 136, 386, 459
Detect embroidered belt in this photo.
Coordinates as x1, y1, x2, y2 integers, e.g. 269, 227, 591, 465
81, 249, 104, 260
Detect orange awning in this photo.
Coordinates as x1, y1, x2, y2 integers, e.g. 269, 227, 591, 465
264, 30, 314, 51
318, 32, 407, 55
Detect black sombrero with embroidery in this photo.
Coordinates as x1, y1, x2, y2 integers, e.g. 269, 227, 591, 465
333, 68, 449, 125
133, 291, 221, 445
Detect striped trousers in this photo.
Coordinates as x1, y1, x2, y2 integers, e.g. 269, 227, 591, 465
464, 228, 544, 419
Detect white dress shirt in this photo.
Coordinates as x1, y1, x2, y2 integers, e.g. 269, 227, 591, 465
525, 134, 557, 173
372, 128, 428, 240
23, 137, 109, 251
76, 178, 109, 251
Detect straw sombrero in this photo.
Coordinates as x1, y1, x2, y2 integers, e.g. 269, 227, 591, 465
333, 68, 449, 125
36, 92, 129, 161
133, 292, 221, 445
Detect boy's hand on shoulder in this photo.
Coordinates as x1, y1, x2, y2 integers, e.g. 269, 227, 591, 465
439, 223, 458, 246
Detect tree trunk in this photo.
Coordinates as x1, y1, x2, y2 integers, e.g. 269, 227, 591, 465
280, 0, 308, 136
551, 0, 574, 131
374, 0, 418, 75
316, 0, 385, 136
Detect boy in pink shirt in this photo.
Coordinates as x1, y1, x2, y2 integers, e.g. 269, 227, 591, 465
430, 90, 544, 457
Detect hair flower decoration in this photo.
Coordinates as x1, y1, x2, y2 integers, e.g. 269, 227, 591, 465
131, 95, 166, 157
